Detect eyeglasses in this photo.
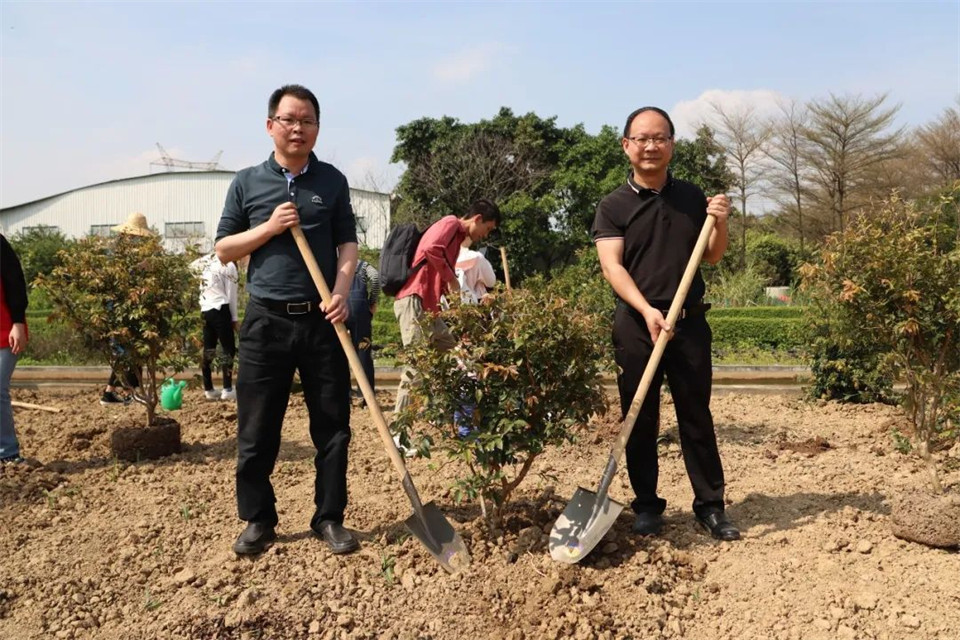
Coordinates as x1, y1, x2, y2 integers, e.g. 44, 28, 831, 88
271, 115, 319, 129
627, 136, 672, 147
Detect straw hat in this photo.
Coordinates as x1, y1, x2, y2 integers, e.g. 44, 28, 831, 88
112, 212, 154, 237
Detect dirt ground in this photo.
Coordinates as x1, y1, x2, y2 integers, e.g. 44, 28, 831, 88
1, 386, 958, 640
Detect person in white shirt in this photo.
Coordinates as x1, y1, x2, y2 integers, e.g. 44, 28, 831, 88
191, 253, 239, 401
452, 238, 497, 437
455, 238, 497, 304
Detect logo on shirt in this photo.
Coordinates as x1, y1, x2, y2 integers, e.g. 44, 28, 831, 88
311, 195, 323, 205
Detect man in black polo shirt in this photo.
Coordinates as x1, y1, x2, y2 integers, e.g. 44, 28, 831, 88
592, 106, 740, 541
216, 84, 360, 555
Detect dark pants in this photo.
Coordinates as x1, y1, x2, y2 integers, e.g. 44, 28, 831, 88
613, 304, 725, 518
345, 296, 374, 393
201, 304, 236, 391
107, 367, 140, 389
236, 297, 352, 528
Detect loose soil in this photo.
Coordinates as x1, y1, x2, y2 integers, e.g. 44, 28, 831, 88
1, 387, 958, 640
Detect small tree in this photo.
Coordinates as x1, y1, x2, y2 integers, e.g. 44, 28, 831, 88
36, 234, 198, 426
801, 185, 960, 491
393, 288, 609, 527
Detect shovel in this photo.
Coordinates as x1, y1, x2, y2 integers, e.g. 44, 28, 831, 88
549, 214, 717, 563
290, 226, 470, 573
499, 246, 512, 292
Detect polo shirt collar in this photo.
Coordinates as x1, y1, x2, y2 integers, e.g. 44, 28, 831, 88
626, 170, 673, 195
268, 151, 317, 176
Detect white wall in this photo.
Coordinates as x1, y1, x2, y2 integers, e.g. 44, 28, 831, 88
0, 171, 391, 250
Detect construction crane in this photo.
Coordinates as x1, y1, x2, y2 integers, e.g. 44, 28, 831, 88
150, 143, 224, 172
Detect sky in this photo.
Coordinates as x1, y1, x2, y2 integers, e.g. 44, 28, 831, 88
1, 1, 958, 208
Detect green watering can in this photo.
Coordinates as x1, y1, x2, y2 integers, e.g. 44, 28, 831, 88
160, 378, 187, 411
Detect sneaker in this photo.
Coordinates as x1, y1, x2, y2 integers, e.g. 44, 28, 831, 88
0, 454, 25, 464
221, 388, 236, 401
100, 391, 130, 406
204, 389, 221, 401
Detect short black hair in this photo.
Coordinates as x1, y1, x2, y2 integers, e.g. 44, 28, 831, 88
268, 85, 320, 121
623, 106, 675, 138
465, 198, 501, 225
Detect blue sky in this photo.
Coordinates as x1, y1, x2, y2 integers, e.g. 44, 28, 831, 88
1, 1, 958, 208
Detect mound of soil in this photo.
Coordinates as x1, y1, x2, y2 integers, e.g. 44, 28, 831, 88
890, 488, 960, 549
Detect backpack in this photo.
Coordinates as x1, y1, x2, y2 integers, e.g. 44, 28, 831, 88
378, 223, 425, 296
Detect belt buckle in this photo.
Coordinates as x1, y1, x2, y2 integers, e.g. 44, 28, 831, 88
286, 302, 311, 315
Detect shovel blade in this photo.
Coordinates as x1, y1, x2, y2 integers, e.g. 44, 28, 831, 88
548, 487, 625, 564
404, 501, 471, 573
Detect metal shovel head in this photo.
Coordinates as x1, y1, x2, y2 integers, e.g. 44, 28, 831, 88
404, 501, 471, 573
549, 487, 625, 564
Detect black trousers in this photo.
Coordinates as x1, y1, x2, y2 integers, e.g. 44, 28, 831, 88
236, 298, 351, 528
201, 304, 236, 391
107, 368, 139, 389
613, 304, 725, 517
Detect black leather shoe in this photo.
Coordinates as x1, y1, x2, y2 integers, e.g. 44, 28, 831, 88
696, 511, 741, 541
232, 522, 277, 555
632, 512, 665, 536
313, 521, 359, 555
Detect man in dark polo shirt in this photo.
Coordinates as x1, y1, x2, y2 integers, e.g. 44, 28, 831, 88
215, 84, 360, 555
592, 106, 740, 541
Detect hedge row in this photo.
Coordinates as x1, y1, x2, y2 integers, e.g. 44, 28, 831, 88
19, 302, 804, 365
709, 316, 805, 351
18, 318, 101, 365
708, 306, 805, 319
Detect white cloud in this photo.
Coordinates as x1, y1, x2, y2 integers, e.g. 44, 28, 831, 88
671, 89, 787, 139
432, 42, 514, 83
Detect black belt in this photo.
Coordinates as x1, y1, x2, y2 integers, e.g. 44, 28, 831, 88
253, 296, 322, 316
619, 299, 711, 321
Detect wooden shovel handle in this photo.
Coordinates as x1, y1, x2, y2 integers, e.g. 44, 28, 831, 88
289, 226, 412, 479
11, 400, 62, 413
499, 246, 512, 292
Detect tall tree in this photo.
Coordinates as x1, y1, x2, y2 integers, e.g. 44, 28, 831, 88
764, 99, 811, 252
915, 98, 960, 187
710, 102, 773, 268
670, 125, 733, 196
802, 93, 903, 234
391, 111, 731, 282
391, 109, 624, 280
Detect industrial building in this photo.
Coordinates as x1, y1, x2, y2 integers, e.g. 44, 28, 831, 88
0, 171, 392, 251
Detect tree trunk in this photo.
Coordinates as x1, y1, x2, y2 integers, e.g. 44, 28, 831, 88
917, 440, 944, 494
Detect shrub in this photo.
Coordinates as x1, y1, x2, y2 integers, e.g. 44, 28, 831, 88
706, 262, 768, 307
18, 318, 101, 365
10, 226, 74, 308
392, 288, 608, 526
709, 306, 804, 319
36, 234, 200, 426
801, 185, 960, 491
747, 233, 810, 287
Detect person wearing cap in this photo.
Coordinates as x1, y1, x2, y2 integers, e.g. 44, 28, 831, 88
1, 233, 29, 464
592, 106, 739, 542
99, 212, 155, 406
215, 84, 359, 556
